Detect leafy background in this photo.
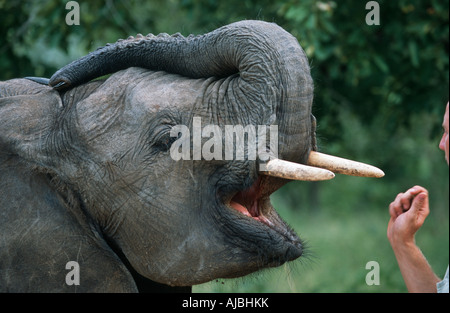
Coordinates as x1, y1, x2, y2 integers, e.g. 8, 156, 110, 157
1, 0, 448, 292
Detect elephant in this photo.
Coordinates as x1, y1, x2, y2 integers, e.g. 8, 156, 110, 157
0, 20, 383, 292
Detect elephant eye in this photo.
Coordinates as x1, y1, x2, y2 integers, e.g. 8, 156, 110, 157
153, 132, 180, 152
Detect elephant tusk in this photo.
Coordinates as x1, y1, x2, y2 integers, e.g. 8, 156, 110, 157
260, 158, 335, 181
307, 151, 385, 178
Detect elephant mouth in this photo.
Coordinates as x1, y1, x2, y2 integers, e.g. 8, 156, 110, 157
223, 175, 303, 265
228, 176, 280, 227
220, 152, 384, 268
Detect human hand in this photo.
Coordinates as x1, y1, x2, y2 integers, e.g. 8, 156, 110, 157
387, 186, 429, 247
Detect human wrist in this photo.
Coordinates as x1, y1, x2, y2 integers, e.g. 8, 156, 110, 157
389, 229, 415, 249
390, 237, 418, 256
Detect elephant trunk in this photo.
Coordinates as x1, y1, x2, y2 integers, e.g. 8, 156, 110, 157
50, 20, 384, 180
50, 20, 314, 164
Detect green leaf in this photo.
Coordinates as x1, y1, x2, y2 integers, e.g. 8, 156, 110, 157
408, 40, 420, 67
373, 55, 389, 73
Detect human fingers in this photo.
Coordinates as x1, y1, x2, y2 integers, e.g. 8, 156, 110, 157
389, 186, 426, 218
410, 191, 429, 217
389, 194, 404, 218
399, 186, 424, 211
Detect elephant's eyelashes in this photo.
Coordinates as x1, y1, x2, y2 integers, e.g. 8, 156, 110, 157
152, 132, 179, 152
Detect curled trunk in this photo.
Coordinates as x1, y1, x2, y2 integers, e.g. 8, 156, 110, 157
50, 20, 315, 164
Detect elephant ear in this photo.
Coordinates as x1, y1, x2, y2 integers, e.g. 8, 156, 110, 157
0, 79, 62, 166
0, 79, 143, 291
0, 78, 102, 168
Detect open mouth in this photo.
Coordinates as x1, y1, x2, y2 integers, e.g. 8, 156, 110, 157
223, 175, 303, 260
225, 151, 385, 228
228, 176, 276, 227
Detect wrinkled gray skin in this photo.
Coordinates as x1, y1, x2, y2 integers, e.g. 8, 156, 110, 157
0, 21, 314, 292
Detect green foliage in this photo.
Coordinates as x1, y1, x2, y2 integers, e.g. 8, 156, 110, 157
277, 0, 449, 139
1, 0, 448, 292
194, 203, 449, 292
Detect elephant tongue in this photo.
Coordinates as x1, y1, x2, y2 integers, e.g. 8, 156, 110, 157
229, 197, 273, 226
230, 179, 260, 218
228, 177, 275, 227
229, 200, 252, 217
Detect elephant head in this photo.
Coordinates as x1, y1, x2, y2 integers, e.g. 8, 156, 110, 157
0, 20, 383, 291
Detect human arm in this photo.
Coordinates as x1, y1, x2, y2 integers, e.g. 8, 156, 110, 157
387, 186, 441, 292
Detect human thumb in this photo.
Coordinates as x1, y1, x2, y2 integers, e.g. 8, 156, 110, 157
410, 192, 429, 215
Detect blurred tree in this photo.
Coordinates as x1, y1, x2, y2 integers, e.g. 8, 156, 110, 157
277, 0, 448, 139
0, 0, 200, 78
